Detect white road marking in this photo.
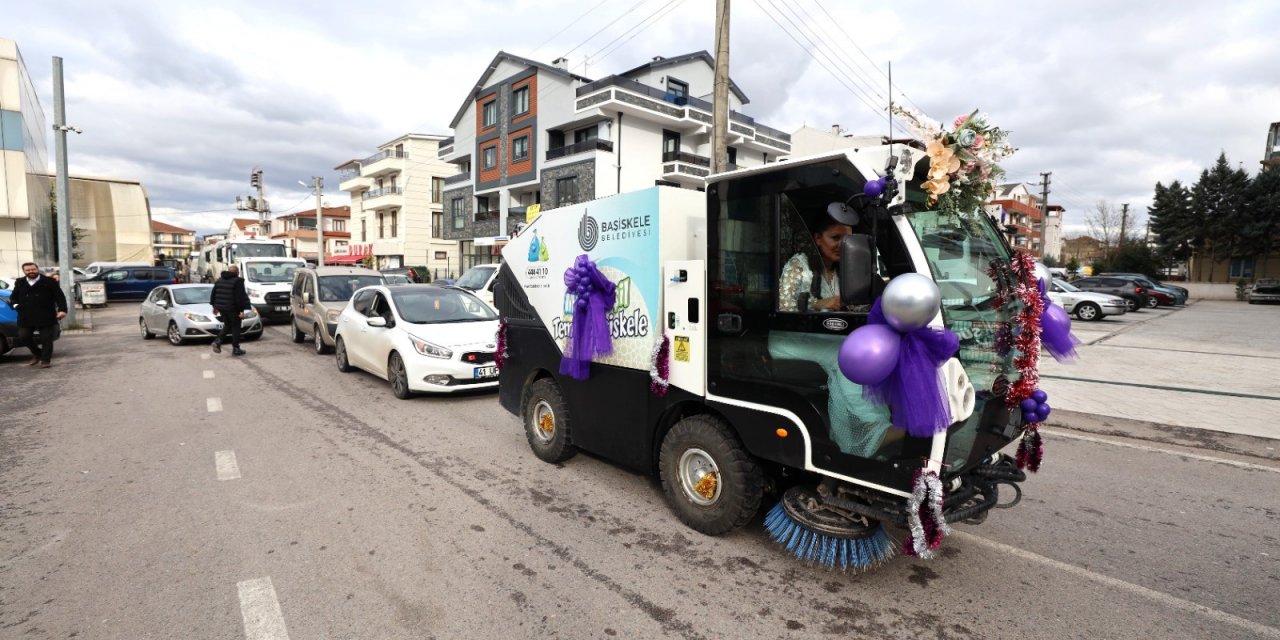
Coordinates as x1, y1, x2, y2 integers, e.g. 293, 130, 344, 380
1045, 429, 1280, 473
955, 532, 1280, 639
201, 353, 211, 360
203, 370, 215, 379
215, 450, 241, 481
207, 397, 223, 413
237, 577, 290, 640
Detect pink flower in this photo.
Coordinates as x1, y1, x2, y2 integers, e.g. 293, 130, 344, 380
970, 134, 985, 149
953, 114, 968, 127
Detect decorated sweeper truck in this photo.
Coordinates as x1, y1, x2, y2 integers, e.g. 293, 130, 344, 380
495, 123, 1075, 571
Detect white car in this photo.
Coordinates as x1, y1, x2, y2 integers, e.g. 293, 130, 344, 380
454, 263, 499, 311
1048, 279, 1127, 321
334, 284, 500, 397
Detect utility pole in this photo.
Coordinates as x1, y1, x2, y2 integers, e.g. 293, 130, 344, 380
1119, 203, 1129, 247
711, 0, 730, 174
313, 177, 325, 267
1038, 172, 1051, 258
52, 56, 80, 325
236, 169, 270, 237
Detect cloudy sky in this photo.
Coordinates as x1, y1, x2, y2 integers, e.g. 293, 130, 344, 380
6, 0, 1278, 236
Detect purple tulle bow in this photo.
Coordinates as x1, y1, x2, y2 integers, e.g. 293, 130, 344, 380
863, 298, 960, 438
560, 255, 616, 380
1038, 280, 1080, 362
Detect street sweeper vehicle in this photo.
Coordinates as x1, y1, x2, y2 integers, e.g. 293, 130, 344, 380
495, 143, 1062, 571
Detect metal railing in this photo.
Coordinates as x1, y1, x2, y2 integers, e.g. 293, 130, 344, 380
338, 168, 360, 181
662, 151, 710, 167
575, 76, 791, 144
443, 172, 471, 185
546, 138, 615, 161
361, 149, 408, 164
362, 187, 403, 200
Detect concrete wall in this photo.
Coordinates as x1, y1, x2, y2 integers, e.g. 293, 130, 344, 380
1182, 282, 1244, 300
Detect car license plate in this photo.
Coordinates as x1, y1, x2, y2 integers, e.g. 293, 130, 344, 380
275, 306, 289, 312
474, 366, 499, 379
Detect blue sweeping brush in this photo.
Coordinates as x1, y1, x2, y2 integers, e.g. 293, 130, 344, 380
764, 489, 896, 572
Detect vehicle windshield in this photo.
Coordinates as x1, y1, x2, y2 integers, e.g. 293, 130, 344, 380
393, 288, 497, 323
906, 208, 1020, 472
230, 243, 289, 259
173, 286, 213, 305
319, 275, 385, 302
455, 266, 495, 290
384, 274, 412, 285
1054, 279, 1081, 292
245, 261, 301, 283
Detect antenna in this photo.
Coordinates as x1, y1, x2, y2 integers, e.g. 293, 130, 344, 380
887, 61, 893, 145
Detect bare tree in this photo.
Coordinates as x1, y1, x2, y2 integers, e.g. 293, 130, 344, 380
1087, 200, 1121, 253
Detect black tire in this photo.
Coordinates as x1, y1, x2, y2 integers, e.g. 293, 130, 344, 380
167, 322, 184, 346
313, 325, 329, 354
522, 378, 577, 463
1074, 302, 1101, 321
290, 319, 306, 343
1146, 296, 1159, 309
1123, 296, 1139, 313
140, 318, 155, 339
0, 335, 10, 355
335, 336, 353, 372
244, 331, 262, 342
658, 415, 763, 536
388, 351, 412, 399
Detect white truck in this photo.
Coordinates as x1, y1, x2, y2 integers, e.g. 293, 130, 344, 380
497, 146, 1035, 571
198, 238, 292, 283
239, 257, 306, 322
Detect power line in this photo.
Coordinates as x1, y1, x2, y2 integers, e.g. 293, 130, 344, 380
560, 0, 653, 60
591, 0, 687, 64
528, 0, 613, 57
812, 0, 923, 112
781, 0, 890, 104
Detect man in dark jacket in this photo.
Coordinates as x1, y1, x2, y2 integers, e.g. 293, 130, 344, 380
11, 262, 68, 368
211, 265, 250, 355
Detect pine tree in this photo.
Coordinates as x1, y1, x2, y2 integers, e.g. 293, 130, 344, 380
1190, 153, 1251, 281
1242, 166, 1280, 276
1149, 180, 1194, 269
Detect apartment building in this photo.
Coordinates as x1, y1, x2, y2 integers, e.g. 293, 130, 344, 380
438, 50, 792, 270
228, 217, 267, 240
984, 183, 1063, 260
270, 205, 351, 261
0, 38, 51, 277
152, 220, 194, 260
336, 133, 457, 278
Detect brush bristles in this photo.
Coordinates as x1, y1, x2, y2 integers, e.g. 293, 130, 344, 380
764, 501, 896, 571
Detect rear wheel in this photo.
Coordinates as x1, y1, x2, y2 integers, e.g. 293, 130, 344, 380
522, 378, 577, 463
291, 319, 305, 343
659, 415, 763, 536
1074, 302, 1101, 321
388, 351, 411, 399
313, 325, 329, 354
1123, 296, 1139, 312
167, 322, 184, 346
1146, 296, 1159, 308
140, 318, 155, 339
335, 337, 353, 372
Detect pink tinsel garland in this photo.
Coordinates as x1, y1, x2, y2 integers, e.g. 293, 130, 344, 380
1008, 251, 1046, 471
495, 320, 508, 371
649, 334, 670, 397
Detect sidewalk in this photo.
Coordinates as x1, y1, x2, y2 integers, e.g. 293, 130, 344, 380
1040, 300, 1280, 442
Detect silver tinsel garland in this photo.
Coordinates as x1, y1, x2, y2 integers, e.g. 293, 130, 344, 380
905, 470, 951, 559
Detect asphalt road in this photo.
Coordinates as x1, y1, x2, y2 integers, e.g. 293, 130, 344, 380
2, 304, 1277, 639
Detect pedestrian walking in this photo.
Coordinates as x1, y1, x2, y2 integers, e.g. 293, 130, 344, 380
211, 265, 250, 356
10, 262, 68, 368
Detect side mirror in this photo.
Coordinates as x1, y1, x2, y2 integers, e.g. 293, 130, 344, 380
303, 292, 312, 304
156, 300, 168, 307
839, 233, 875, 307
366, 317, 387, 328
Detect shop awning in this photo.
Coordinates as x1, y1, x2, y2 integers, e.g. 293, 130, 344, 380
324, 254, 366, 265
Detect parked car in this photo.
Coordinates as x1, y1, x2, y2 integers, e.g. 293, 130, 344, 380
289, 266, 385, 354
381, 266, 429, 283
454, 263, 500, 310
0, 289, 17, 356
87, 266, 177, 300
0, 276, 11, 290
1069, 276, 1150, 312
333, 284, 500, 398
1098, 273, 1186, 306
83, 261, 150, 279
431, 278, 456, 286
1047, 279, 1127, 321
138, 284, 262, 345
1100, 272, 1190, 301
1248, 279, 1280, 304
383, 273, 413, 285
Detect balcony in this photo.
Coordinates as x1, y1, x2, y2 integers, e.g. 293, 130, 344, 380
443, 172, 471, 186
545, 138, 614, 161
339, 171, 372, 193
661, 151, 711, 185
361, 149, 408, 177
362, 187, 404, 211
437, 137, 454, 159
573, 76, 792, 154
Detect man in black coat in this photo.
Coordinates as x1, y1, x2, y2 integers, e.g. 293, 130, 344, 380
210, 265, 250, 356
11, 262, 68, 368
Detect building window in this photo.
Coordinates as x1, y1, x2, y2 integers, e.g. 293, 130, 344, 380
573, 127, 597, 144
378, 213, 385, 239
556, 175, 578, 208
482, 146, 497, 169
431, 177, 443, 203
391, 211, 398, 238
333, 220, 345, 232
1229, 257, 1255, 279
434, 251, 447, 260
482, 100, 497, 127
361, 219, 366, 242
662, 130, 680, 160
512, 136, 529, 162
666, 78, 688, 101
727, 146, 737, 166
432, 212, 442, 238
452, 197, 465, 229
512, 86, 529, 116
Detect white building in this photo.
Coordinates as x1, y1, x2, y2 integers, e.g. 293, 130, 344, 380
336, 133, 457, 278
0, 38, 51, 277
438, 50, 793, 270
228, 217, 266, 240
787, 124, 886, 158
270, 205, 351, 261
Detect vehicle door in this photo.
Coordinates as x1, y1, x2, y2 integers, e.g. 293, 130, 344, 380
1047, 281, 1073, 311
343, 289, 376, 370
102, 269, 129, 298
146, 288, 171, 327
365, 292, 398, 379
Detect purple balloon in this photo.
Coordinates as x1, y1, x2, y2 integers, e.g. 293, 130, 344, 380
1020, 398, 1038, 412
838, 324, 901, 385
864, 177, 886, 198
1031, 389, 1048, 403
1037, 403, 1051, 420
1042, 304, 1072, 342
1023, 411, 1039, 424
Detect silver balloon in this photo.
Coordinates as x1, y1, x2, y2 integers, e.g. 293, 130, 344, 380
881, 273, 941, 332
1033, 262, 1053, 287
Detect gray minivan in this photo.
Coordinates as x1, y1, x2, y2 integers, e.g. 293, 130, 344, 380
290, 266, 385, 354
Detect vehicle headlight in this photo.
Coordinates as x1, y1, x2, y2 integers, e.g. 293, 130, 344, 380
244, 308, 258, 318
183, 312, 213, 323
246, 287, 265, 301
326, 308, 342, 321
409, 335, 452, 359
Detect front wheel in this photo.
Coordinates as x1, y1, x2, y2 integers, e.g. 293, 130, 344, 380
335, 337, 353, 372
388, 351, 411, 399
313, 325, 330, 354
659, 415, 763, 536
291, 319, 306, 343
1075, 302, 1101, 321
522, 378, 577, 463
167, 322, 184, 346
1123, 296, 1139, 313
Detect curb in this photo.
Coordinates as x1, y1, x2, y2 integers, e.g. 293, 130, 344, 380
1047, 409, 1280, 463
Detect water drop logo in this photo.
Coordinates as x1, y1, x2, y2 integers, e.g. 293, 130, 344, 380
577, 210, 598, 252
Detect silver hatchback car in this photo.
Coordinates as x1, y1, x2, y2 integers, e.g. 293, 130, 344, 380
139, 284, 263, 345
